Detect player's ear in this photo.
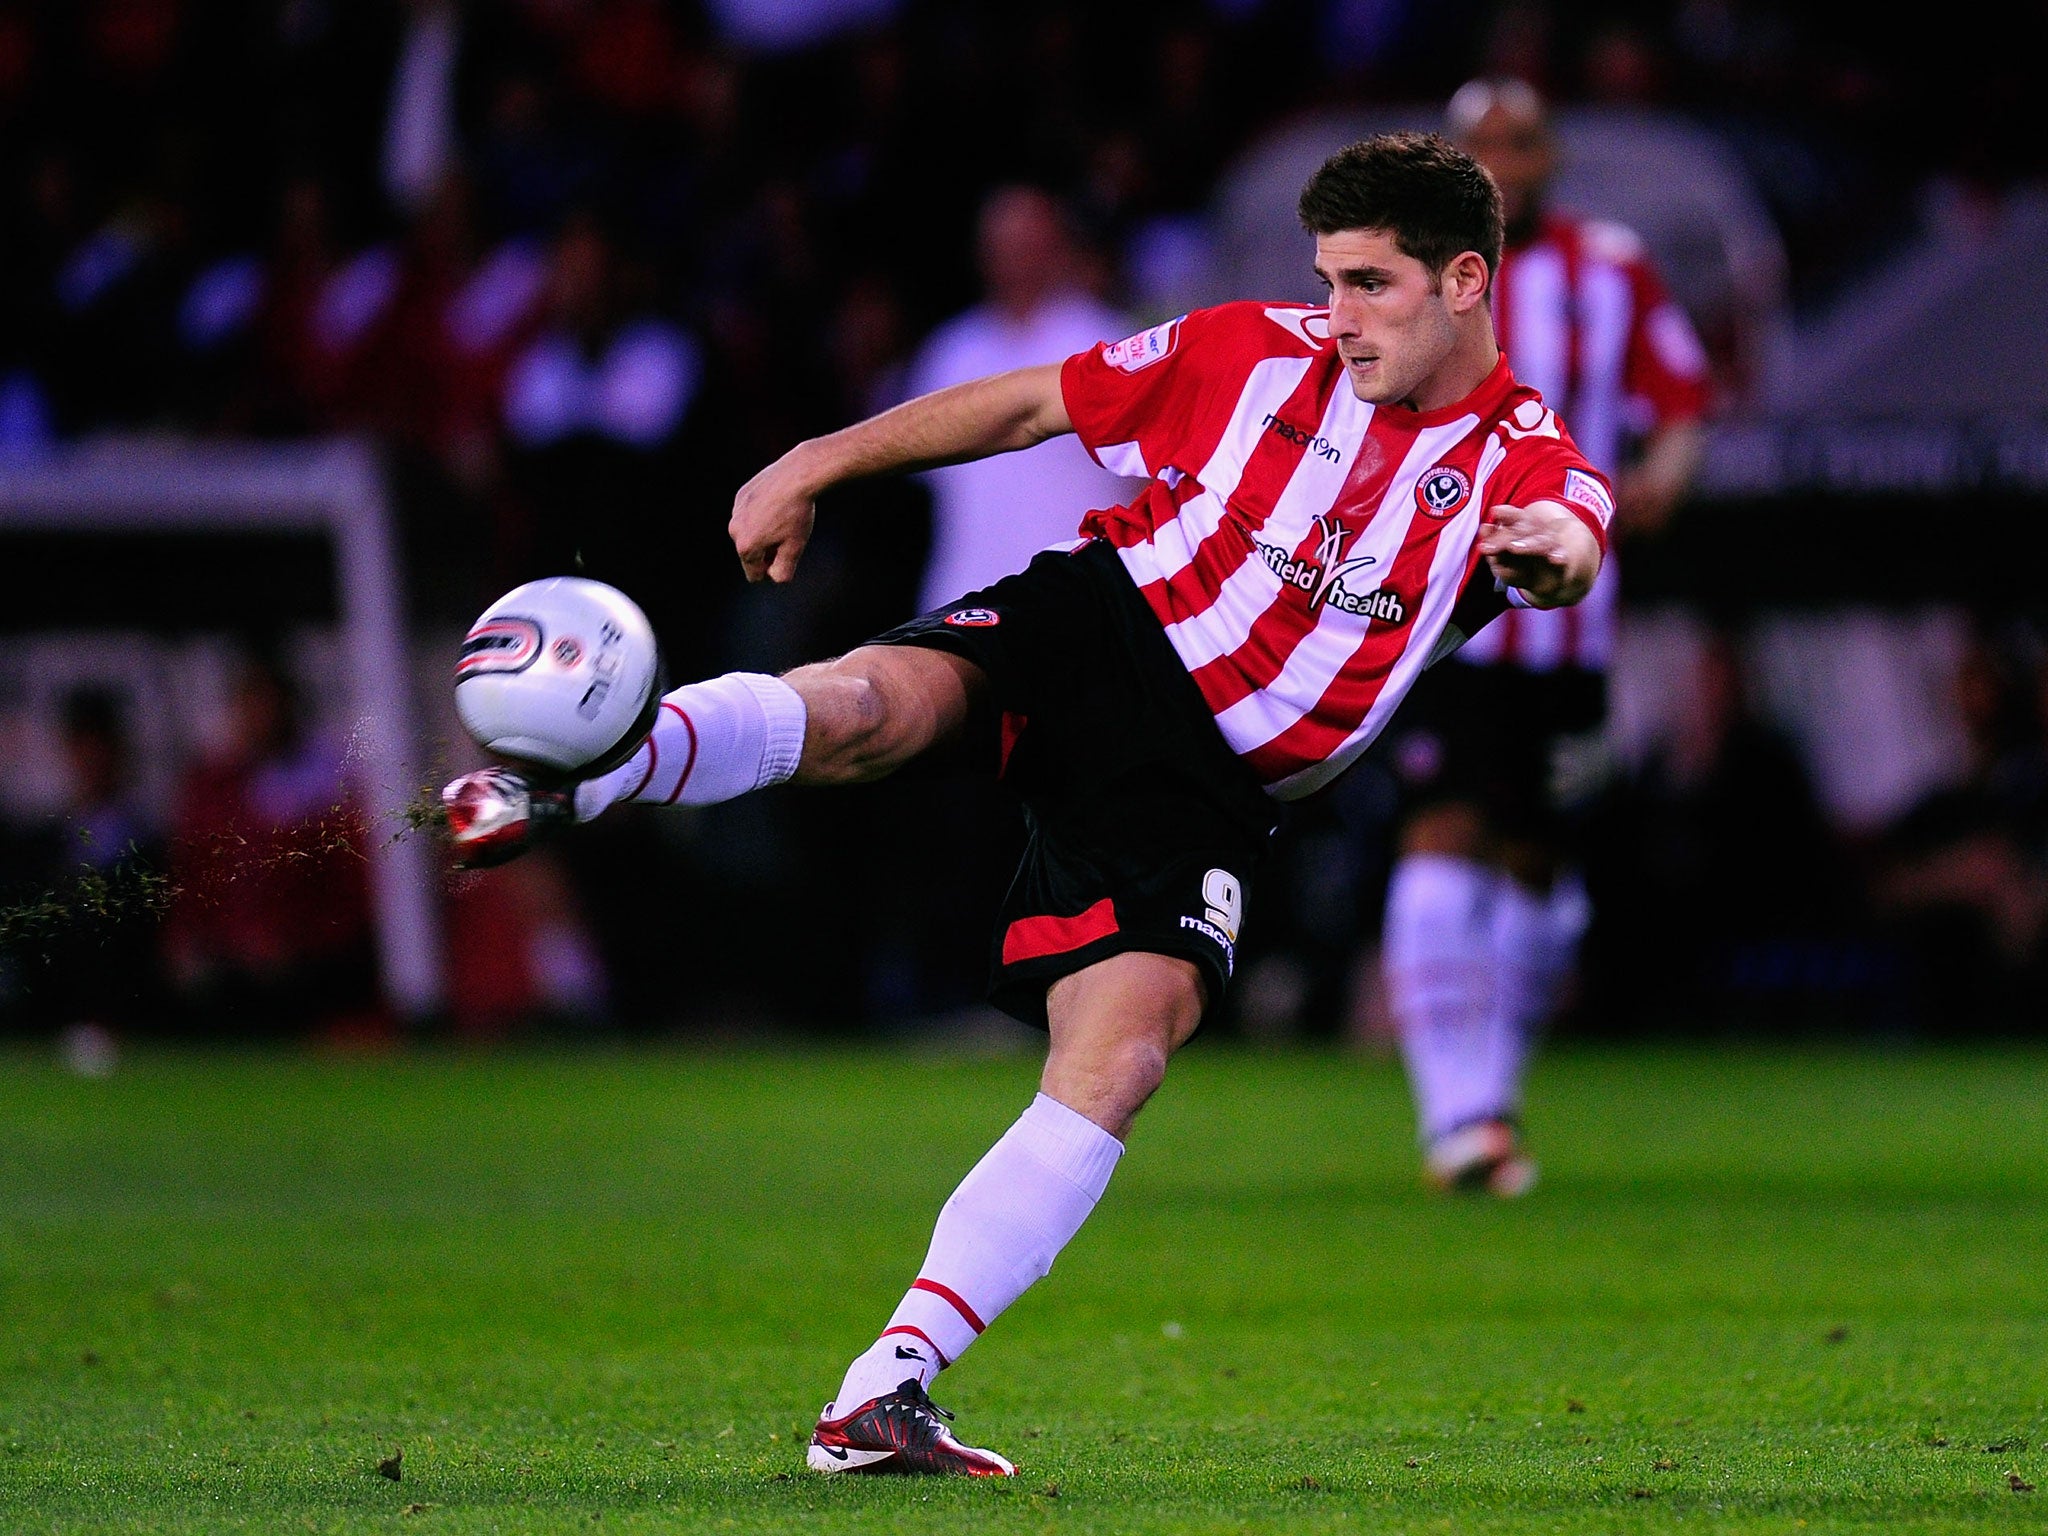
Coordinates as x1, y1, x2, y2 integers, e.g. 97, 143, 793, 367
1442, 251, 1490, 314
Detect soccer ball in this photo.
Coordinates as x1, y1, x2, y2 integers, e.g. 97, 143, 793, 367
454, 576, 664, 776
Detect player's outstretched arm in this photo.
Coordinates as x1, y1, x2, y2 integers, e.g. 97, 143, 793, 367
1478, 501, 1603, 609
730, 362, 1072, 584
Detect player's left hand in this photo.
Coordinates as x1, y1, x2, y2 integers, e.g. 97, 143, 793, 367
1479, 501, 1601, 608
729, 455, 817, 584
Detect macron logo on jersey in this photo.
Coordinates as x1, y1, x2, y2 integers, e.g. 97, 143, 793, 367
1562, 469, 1615, 529
1101, 317, 1183, 374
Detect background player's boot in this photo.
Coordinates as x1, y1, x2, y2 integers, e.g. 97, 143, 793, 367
806, 1379, 1016, 1476
440, 766, 577, 869
1425, 1118, 1538, 1198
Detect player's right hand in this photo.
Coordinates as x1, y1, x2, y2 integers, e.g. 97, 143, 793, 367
729, 455, 817, 583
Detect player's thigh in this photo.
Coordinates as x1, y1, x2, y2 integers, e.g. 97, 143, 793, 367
784, 644, 987, 783
1040, 950, 1206, 1139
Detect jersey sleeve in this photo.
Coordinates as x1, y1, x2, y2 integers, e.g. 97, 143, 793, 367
1622, 257, 1711, 426
1060, 303, 1280, 481
1490, 432, 1616, 553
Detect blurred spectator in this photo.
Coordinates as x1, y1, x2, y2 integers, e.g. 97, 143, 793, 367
910, 185, 1135, 611
702, 0, 899, 55
382, 0, 463, 220
1591, 628, 1858, 1028
1867, 628, 2048, 1030
0, 686, 166, 1038
160, 653, 377, 1040
502, 212, 700, 455
442, 854, 608, 1041
497, 208, 713, 654
54, 685, 153, 873
843, 185, 1140, 1024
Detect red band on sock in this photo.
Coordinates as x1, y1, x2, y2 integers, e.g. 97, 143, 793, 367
911, 1277, 986, 1334
880, 1324, 952, 1368
627, 732, 659, 801
659, 701, 698, 805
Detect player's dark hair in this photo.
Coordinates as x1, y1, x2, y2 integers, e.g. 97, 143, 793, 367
1296, 132, 1504, 289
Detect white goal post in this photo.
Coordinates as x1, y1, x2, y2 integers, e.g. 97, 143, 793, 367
0, 439, 444, 1019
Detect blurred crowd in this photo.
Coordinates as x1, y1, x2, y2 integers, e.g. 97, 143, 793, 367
2, 0, 2046, 1044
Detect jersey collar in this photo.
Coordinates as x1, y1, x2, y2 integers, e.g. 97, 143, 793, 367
1392, 354, 1517, 429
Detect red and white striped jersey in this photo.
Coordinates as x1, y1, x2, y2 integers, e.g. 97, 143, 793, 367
1061, 300, 1612, 801
1458, 212, 1710, 673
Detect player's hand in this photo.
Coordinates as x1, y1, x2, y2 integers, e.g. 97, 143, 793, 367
729, 454, 818, 583
1478, 500, 1601, 608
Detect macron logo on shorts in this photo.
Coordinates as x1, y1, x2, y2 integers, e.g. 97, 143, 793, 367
944, 608, 1001, 628
1178, 867, 1242, 975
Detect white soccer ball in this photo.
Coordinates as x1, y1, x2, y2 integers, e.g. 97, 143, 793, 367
454, 576, 663, 776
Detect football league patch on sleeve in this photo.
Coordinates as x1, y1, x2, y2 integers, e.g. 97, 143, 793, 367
1100, 316, 1183, 374
1562, 468, 1616, 529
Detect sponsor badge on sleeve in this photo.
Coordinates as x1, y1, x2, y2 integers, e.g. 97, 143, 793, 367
1100, 317, 1183, 374
1562, 468, 1616, 530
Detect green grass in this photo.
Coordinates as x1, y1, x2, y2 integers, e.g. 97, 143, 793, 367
2, 1041, 2045, 1533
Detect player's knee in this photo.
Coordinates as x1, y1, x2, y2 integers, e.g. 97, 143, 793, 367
833, 673, 896, 777
1043, 956, 1204, 1136
1101, 1028, 1173, 1099
788, 664, 897, 783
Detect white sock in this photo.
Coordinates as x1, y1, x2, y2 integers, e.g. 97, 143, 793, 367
572, 672, 806, 818
1384, 852, 1523, 1146
1498, 869, 1590, 1033
831, 1093, 1123, 1411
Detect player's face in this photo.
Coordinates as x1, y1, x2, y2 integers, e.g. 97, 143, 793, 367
1459, 104, 1555, 229
1313, 229, 1462, 408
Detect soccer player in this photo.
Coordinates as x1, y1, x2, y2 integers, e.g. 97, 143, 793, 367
1378, 81, 1710, 1197
443, 132, 1613, 1476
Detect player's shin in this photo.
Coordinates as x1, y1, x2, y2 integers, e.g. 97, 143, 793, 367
573, 672, 806, 819
831, 1093, 1122, 1411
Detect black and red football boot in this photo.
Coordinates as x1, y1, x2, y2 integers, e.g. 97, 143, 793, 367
806, 1379, 1015, 1477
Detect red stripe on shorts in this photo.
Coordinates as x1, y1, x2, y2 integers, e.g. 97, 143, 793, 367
1000, 898, 1119, 966
997, 711, 1029, 779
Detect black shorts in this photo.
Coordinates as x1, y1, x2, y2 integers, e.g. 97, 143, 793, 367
1379, 658, 1607, 846
867, 540, 1280, 1027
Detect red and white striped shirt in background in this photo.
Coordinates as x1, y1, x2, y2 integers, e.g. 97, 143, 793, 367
1060, 301, 1613, 801
1456, 213, 1711, 673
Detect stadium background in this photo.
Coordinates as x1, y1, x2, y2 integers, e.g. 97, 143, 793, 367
2, 0, 2046, 1050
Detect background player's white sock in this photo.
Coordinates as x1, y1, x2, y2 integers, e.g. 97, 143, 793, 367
1385, 852, 1522, 1146
572, 672, 806, 818
831, 1093, 1122, 1411
1499, 869, 1590, 1035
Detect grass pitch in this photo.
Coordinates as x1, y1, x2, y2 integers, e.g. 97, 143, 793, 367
2, 1040, 2044, 1534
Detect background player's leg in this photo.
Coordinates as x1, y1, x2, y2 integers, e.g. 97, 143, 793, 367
1497, 863, 1590, 1049
576, 645, 982, 816
829, 952, 1204, 1411
1384, 803, 1530, 1177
